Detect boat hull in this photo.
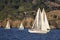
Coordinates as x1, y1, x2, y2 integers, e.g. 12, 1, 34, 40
28, 29, 50, 33
5, 28, 10, 29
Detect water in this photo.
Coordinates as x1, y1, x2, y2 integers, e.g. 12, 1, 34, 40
0, 28, 60, 40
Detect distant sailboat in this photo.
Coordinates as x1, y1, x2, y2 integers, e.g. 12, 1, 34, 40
28, 8, 50, 33
5, 20, 10, 29
19, 23, 24, 30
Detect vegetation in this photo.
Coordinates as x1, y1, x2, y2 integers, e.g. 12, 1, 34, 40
0, 0, 60, 20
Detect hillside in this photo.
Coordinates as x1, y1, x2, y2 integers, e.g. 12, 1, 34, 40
0, 0, 60, 29
0, 0, 60, 20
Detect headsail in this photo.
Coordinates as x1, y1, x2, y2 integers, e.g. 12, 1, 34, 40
5, 20, 10, 29
19, 23, 24, 30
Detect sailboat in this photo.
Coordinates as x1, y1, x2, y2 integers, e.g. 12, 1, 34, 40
19, 23, 24, 30
5, 20, 10, 29
28, 8, 50, 33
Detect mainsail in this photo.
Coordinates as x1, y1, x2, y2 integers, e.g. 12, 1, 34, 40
5, 20, 10, 29
19, 23, 24, 30
32, 8, 41, 29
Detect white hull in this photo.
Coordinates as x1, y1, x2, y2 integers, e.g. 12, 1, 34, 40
5, 26, 10, 29
28, 29, 50, 33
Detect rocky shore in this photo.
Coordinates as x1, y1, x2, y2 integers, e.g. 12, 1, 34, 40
0, 17, 34, 29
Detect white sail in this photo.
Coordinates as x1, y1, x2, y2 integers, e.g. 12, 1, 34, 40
41, 10, 47, 31
19, 23, 24, 30
32, 8, 41, 29
5, 21, 10, 29
42, 8, 50, 29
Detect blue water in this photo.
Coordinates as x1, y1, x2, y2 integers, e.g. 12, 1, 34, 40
0, 28, 60, 40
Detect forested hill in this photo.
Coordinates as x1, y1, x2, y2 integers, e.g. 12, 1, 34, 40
0, 0, 60, 20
